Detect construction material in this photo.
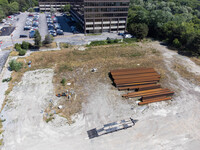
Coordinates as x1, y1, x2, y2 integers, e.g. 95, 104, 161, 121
87, 118, 137, 139
139, 97, 172, 105
110, 68, 174, 105
118, 84, 161, 91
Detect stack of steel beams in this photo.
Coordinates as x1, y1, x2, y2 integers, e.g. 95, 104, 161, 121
110, 68, 174, 105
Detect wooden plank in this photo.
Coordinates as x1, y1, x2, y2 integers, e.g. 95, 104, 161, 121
112, 72, 160, 80
138, 97, 172, 105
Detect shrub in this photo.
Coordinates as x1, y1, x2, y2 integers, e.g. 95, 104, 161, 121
88, 40, 107, 46
114, 39, 119, 43
9, 60, 23, 72
43, 34, 54, 44
14, 43, 22, 51
61, 78, 66, 86
21, 41, 30, 50
173, 38, 181, 48
18, 49, 26, 56
2, 77, 12, 82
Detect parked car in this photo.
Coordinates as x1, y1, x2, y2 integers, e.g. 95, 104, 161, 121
54, 23, 61, 29
49, 30, 57, 37
19, 34, 28, 38
29, 30, 35, 38
123, 34, 132, 38
56, 29, 64, 35
24, 26, 31, 30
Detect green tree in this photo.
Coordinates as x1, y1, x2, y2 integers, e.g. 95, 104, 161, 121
61, 4, 70, 13
34, 30, 42, 48
128, 23, 149, 39
9, 2, 19, 14
21, 41, 29, 50
43, 34, 54, 44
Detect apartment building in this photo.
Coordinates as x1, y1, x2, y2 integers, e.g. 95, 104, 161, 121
39, 0, 130, 33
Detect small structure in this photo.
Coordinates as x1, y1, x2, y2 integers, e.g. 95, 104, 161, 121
87, 118, 137, 139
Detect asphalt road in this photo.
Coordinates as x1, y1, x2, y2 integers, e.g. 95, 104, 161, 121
0, 50, 10, 74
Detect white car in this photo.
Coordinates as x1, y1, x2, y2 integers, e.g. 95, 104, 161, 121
123, 34, 132, 38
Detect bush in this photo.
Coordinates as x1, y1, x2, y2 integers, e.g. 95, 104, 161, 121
114, 39, 119, 43
14, 43, 22, 51
43, 34, 54, 44
173, 38, 181, 48
9, 60, 23, 72
2, 77, 12, 82
18, 49, 26, 56
61, 78, 66, 86
88, 40, 107, 46
21, 41, 30, 50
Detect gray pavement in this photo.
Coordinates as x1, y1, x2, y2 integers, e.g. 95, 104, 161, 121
0, 50, 10, 74
39, 13, 48, 40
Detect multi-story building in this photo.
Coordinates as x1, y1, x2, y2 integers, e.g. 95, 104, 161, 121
39, 0, 130, 34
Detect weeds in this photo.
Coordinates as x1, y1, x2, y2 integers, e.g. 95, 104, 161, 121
61, 78, 66, 86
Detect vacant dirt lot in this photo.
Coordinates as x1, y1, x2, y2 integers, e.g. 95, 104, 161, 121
1, 41, 200, 150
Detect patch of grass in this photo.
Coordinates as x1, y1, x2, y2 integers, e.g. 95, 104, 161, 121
45, 116, 55, 123
40, 42, 57, 49
10, 51, 19, 56
173, 63, 200, 84
59, 64, 73, 72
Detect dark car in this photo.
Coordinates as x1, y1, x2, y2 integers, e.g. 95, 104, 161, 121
56, 29, 64, 35
19, 34, 28, 38
73, 30, 79, 34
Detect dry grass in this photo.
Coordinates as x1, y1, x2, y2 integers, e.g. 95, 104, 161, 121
191, 57, 200, 66
5, 43, 171, 122
9, 51, 19, 56
40, 42, 57, 49
173, 63, 200, 84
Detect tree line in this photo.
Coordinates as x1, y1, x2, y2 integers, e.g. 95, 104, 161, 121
128, 0, 200, 56
0, 0, 38, 21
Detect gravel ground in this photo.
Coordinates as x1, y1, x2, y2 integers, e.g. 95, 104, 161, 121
1, 42, 200, 150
